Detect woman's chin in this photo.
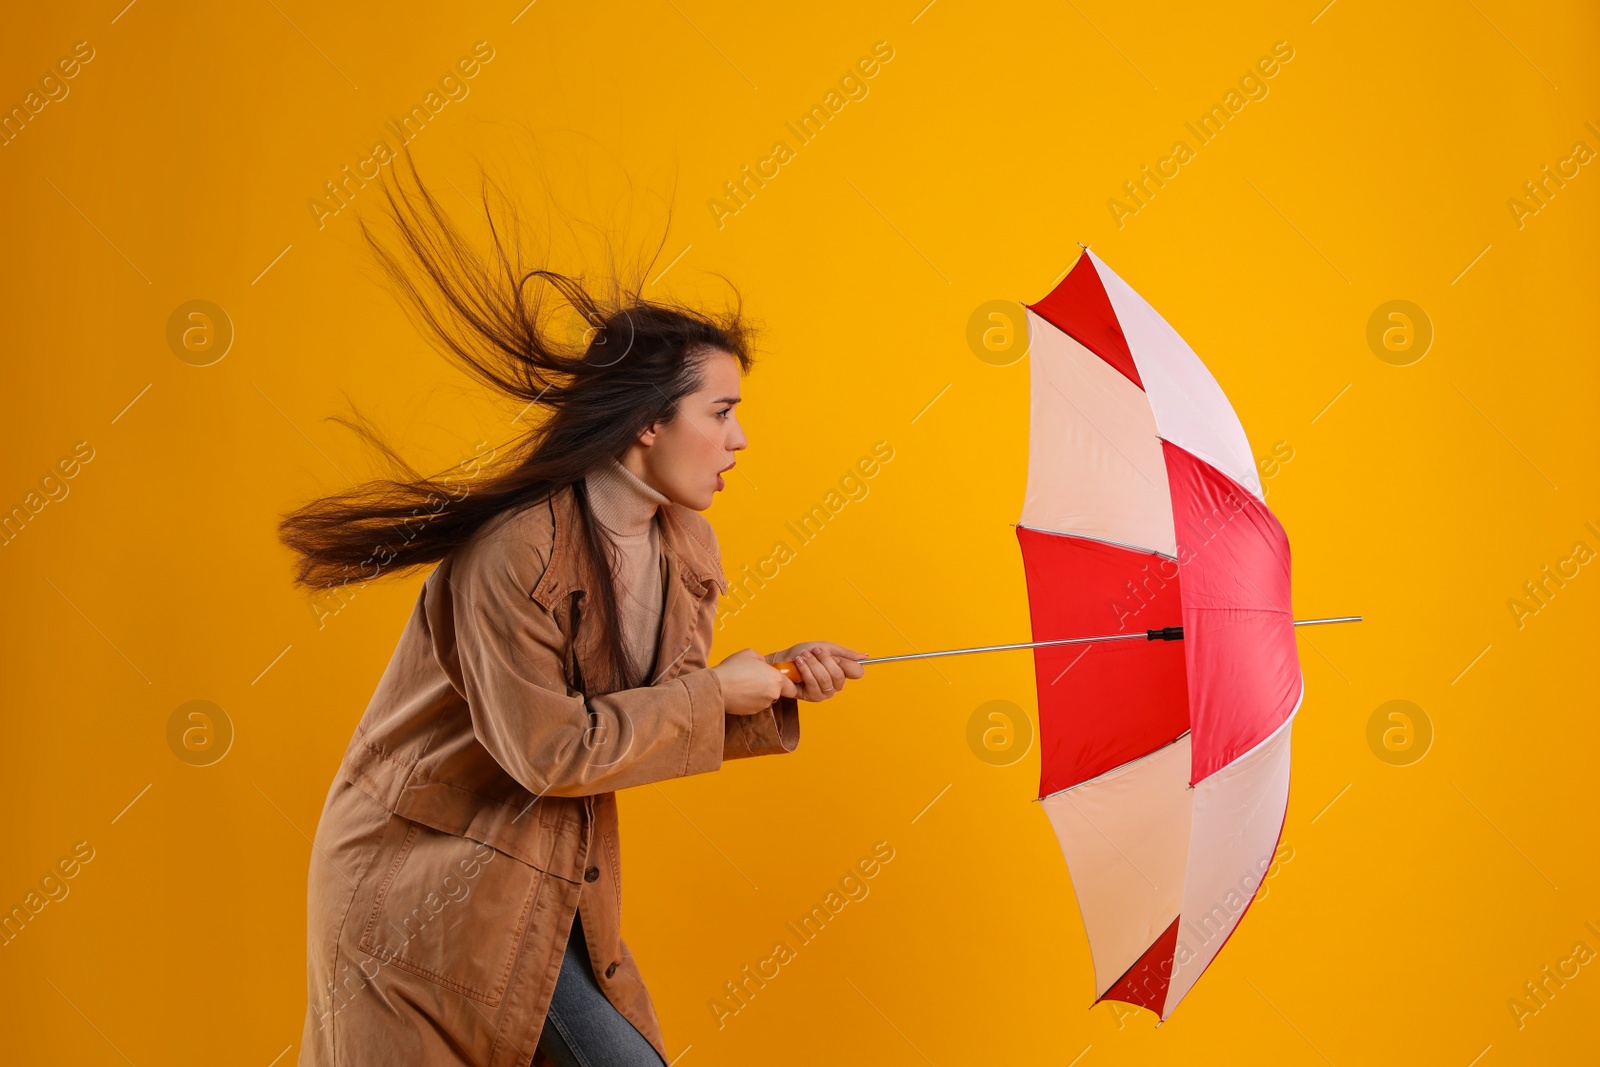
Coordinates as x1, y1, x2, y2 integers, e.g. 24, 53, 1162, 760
673, 490, 716, 511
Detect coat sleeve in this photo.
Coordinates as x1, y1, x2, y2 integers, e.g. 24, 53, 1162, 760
723, 695, 800, 760
442, 522, 729, 799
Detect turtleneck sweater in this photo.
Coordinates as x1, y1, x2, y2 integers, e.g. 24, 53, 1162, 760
584, 456, 673, 687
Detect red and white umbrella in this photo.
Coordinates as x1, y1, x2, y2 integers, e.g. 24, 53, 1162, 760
1016, 247, 1312, 1019
772, 247, 1357, 1018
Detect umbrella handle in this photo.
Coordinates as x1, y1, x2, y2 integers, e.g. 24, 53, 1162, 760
772, 660, 801, 683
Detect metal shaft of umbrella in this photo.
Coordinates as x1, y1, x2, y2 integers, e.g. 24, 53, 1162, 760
854, 615, 1363, 667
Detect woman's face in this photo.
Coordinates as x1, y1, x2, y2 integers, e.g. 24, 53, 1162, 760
630, 348, 747, 511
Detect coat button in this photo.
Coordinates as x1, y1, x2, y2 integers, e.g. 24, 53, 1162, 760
584, 865, 600, 883
605, 962, 618, 978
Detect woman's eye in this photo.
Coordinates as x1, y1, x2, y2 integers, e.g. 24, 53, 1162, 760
717, 408, 732, 419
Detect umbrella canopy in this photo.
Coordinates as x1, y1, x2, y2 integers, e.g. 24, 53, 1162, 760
1016, 248, 1302, 1021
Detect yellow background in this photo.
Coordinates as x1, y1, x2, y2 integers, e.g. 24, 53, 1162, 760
3, 1, 1597, 1064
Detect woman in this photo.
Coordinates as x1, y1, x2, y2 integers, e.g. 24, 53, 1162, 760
279, 156, 866, 1067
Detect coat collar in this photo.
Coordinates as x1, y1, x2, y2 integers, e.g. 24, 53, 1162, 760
529, 481, 725, 612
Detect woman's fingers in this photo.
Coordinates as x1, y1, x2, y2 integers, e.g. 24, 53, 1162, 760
814, 650, 847, 690
791, 650, 819, 698
814, 643, 864, 682
778, 643, 868, 701
833, 653, 865, 680
795, 649, 847, 700
816, 642, 867, 679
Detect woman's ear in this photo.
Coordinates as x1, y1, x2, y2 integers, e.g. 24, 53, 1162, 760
635, 420, 660, 447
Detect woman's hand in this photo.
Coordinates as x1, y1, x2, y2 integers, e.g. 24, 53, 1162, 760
711, 648, 798, 715
765, 642, 867, 702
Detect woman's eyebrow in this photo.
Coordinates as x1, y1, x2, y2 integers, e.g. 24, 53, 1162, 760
711, 395, 742, 405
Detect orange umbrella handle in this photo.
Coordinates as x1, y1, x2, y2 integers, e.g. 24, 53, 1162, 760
772, 660, 801, 683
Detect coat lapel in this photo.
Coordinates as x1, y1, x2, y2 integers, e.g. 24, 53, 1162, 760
650, 513, 706, 685
530, 484, 722, 694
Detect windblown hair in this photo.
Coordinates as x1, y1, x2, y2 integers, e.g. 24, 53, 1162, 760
276, 148, 753, 693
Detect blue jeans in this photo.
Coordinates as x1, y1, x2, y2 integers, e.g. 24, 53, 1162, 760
536, 911, 667, 1067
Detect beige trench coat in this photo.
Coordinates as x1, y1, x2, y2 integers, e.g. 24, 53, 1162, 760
298, 483, 800, 1066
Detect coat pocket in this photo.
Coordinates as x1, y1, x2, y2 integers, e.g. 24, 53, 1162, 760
357, 818, 546, 1006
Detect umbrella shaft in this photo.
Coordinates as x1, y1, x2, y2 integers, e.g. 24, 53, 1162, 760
858, 616, 1363, 666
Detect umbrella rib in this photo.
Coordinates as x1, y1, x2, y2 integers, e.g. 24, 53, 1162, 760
1038, 731, 1191, 801
1015, 522, 1177, 562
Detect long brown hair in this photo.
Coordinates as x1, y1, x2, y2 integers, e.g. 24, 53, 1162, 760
276, 148, 754, 692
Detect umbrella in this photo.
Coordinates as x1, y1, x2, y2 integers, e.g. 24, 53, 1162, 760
771, 247, 1357, 1021
1013, 246, 1312, 1021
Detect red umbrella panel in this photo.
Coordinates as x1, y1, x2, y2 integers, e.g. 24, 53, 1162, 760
1016, 248, 1303, 1021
